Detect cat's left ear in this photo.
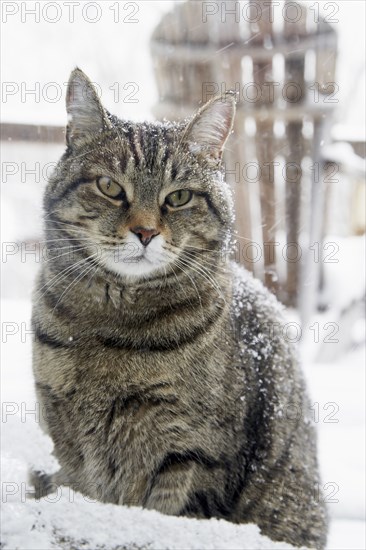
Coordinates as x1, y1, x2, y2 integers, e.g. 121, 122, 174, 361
182, 93, 236, 163
66, 67, 111, 146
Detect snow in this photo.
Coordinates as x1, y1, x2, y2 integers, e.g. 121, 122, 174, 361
2, 439, 302, 550
326, 520, 366, 550
322, 143, 366, 176
320, 235, 365, 312
304, 353, 366, 522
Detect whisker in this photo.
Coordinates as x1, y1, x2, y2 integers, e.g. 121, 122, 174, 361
180, 249, 230, 274
49, 259, 99, 319
175, 256, 227, 306
35, 253, 99, 303
164, 244, 229, 275
42, 246, 93, 264
171, 261, 205, 323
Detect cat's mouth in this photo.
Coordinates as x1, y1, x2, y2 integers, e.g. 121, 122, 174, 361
120, 253, 147, 264
99, 236, 171, 279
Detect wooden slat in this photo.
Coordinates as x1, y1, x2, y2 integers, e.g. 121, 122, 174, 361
281, 4, 307, 306
0, 123, 65, 143
284, 120, 304, 306
251, 1, 278, 293
150, 32, 337, 63
298, 118, 329, 325
228, 113, 254, 273
315, 20, 338, 94
152, 100, 334, 122
212, 5, 254, 271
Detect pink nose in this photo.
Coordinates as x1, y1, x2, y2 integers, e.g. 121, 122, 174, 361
130, 226, 160, 246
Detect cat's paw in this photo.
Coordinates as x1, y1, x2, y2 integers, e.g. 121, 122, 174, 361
28, 469, 58, 500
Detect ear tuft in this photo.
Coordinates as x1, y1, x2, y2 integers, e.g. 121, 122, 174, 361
182, 93, 236, 163
66, 68, 110, 146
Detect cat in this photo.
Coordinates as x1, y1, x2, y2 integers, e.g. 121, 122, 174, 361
31, 68, 327, 549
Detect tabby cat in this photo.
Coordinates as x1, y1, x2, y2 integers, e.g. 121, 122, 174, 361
31, 68, 327, 548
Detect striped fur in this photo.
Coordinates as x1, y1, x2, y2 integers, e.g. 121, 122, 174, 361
31, 69, 327, 548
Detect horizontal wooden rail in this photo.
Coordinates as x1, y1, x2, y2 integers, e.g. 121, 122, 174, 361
0, 123, 65, 143
151, 32, 337, 63
153, 98, 334, 122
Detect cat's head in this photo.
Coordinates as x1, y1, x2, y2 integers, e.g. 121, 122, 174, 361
45, 68, 236, 281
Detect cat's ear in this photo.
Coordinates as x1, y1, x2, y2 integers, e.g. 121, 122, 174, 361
66, 67, 111, 146
182, 93, 236, 163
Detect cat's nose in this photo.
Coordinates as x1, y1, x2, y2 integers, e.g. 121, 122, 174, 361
130, 226, 160, 246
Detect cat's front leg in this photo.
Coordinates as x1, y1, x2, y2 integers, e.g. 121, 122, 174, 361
144, 459, 196, 515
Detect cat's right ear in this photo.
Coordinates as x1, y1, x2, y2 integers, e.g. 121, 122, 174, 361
181, 92, 236, 165
66, 68, 111, 147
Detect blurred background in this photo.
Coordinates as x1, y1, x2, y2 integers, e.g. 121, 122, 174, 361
1, 1, 365, 548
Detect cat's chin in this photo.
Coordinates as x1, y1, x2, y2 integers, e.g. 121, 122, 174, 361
101, 255, 167, 281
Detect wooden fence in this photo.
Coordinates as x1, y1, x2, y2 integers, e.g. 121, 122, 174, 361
150, 0, 338, 316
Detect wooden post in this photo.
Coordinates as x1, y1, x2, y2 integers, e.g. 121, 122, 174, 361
298, 21, 338, 324
215, 2, 254, 272
282, 2, 307, 306
250, 0, 278, 292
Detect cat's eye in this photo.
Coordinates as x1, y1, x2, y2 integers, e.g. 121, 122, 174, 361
165, 189, 193, 208
96, 176, 125, 200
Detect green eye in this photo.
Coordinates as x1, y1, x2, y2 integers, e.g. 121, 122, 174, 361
165, 189, 192, 207
97, 176, 125, 200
